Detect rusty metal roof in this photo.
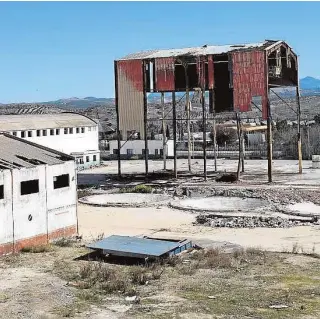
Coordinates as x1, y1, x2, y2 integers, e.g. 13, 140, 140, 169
0, 133, 73, 170
0, 112, 97, 132
118, 40, 280, 61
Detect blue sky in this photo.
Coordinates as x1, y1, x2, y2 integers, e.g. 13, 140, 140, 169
0, 1, 319, 103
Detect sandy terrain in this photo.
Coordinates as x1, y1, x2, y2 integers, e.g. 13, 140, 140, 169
78, 204, 320, 254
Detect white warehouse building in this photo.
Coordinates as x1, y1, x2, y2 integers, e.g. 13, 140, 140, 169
109, 139, 174, 158
0, 133, 78, 255
0, 113, 100, 169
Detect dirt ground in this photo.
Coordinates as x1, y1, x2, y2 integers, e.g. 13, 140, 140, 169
2, 159, 320, 318
1, 243, 320, 319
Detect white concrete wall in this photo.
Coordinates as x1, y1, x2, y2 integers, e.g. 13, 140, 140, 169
109, 139, 174, 157
46, 161, 77, 233
0, 161, 78, 251
12, 166, 47, 242
8, 125, 99, 156
0, 170, 13, 246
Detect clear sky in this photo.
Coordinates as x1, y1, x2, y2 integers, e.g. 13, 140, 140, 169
0, 1, 319, 103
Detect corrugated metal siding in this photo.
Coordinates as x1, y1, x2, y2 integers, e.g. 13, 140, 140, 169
154, 57, 175, 92
208, 55, 214, 89
232, 50, 267, 113
196, 56, 206, 89
116, 60, 145, 140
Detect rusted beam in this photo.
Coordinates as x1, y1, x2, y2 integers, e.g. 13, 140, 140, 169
114, 60, 121, 177
172, 92, 177, 178
296, 86, 302, 174
267, 98, 273, 183
142, 61, 149, 176
202, 87, 207, 180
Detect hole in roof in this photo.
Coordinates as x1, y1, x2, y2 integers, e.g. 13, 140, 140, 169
16, 155, 46, 165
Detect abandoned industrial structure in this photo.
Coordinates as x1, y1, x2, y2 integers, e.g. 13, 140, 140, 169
0, 113, 100, 169
0, 134, 78, 255
114, 40, 300, 181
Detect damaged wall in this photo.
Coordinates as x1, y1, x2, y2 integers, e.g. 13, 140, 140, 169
116, 60, 145, 140
0, 161, 78, 256
232, 51, 267, 118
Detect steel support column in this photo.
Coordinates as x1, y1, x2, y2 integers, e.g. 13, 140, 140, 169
114, 61, 121, 177
142, 61, 148, 176
296, 86, 302, 174
172, 92, 177, 178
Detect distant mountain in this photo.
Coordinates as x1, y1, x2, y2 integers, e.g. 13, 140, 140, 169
300, 76, 320, 90
43, 96, 115, 109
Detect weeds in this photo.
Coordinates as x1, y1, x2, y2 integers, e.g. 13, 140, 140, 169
119, 184, 153, 194
20, 244, 53, 253
129, 266, 148, 285
53, 237, 74, 247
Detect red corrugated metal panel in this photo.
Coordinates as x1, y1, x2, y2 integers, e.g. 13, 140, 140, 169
208, 55, 214, 89
196, 56, 206, 88
232, 50, 267, 113
116, 60, 145, 140
155, 57, 175, 91
117, 60, 143, 92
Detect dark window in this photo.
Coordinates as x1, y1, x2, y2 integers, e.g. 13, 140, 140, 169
21, 179, 39, 195
28, 131, 32, 137
53, 174, 69, 189
155, 149, 159, 156
76, 127, 80, 134
127, 149, 133, 155
69, 128, 73, 134
50, 129, 54, 136
21, 131, 26, 138
56, 129, 60, 135
142, 149, 149, 155
36, 130, 41, 137
0, 185, 3, 199
86, 156, 90, 162
160, 148, 163, 156
13, 132, 17, 137
113, 149, 119, 155
81, 127, 85, 133
93, 155, 97, 161
64, 128, 68, 134
42, 130, 47, 136
79, 158, 84, 164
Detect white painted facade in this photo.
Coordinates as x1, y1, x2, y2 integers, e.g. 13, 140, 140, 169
0, 113, 100, 168
109, 139, 174, 157
0, 134, 78, 255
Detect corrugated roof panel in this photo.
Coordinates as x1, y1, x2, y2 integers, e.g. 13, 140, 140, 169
118, 41, 279, 61
0, 113, 97, 132
0, 134, 72, 170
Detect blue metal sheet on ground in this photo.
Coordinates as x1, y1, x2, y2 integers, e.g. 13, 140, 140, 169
87, 235, 185, 258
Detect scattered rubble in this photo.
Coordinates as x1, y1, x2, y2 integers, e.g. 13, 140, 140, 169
196, 215, 320, 228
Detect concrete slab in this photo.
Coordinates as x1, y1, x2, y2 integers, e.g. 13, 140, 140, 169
79, 193, 170, 207
170, 196, 268, 213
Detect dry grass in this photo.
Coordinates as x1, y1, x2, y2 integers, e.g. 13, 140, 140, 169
20, 244, 53, 253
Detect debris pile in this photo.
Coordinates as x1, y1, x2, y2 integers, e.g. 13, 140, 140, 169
196, 215, 320, 228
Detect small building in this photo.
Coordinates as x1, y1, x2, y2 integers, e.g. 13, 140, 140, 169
109, 139, 174, 159
0, 112, 100, 169
0, 133, 78, 255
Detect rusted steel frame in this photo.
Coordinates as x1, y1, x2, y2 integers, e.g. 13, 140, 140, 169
270, 89, 297, 115
161, 92, 167, 170
163, 92, 186, 120
202, 86, 207, 180
264, 50, 273, 182
114, 60, 121, 177
172, 92, 177, 178
236, 112, 241, 181
142, 60, 149, 176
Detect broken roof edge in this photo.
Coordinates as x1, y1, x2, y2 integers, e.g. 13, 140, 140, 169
1, 133, 75, 163
116, 39, 289, 61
